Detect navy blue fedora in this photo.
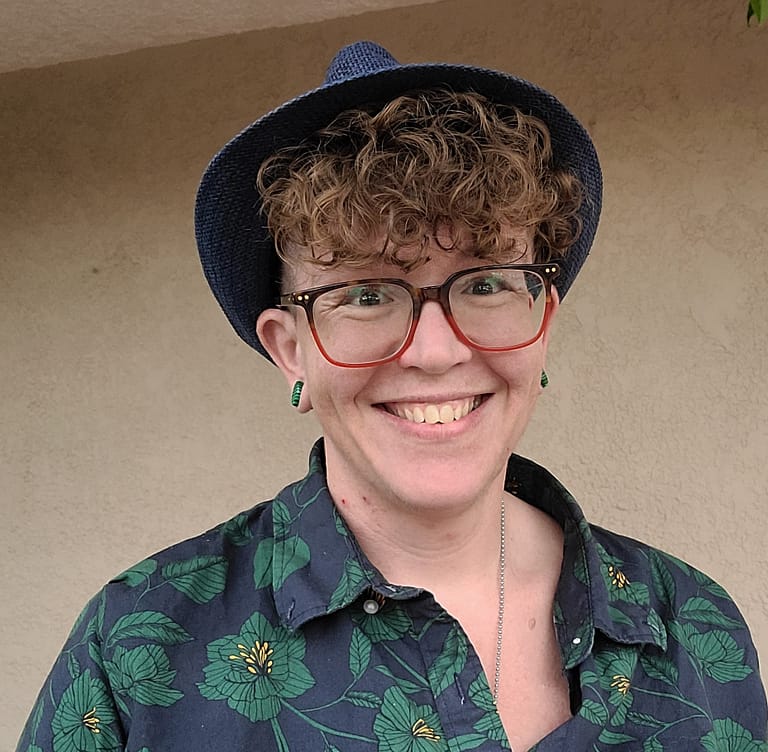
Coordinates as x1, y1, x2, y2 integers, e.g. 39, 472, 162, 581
195, 41, 602, 359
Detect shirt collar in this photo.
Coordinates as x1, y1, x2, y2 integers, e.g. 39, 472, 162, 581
271, 441, 667, 662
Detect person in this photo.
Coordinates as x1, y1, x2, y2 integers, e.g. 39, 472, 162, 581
17, 41, 766, 752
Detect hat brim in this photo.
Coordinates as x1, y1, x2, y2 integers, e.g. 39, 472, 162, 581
195, 62, 602, 360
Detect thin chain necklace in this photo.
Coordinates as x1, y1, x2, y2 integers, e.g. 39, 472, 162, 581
493, 497, 506, 703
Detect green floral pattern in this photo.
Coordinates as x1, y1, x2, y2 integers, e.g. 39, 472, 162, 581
16, 443, 767, 751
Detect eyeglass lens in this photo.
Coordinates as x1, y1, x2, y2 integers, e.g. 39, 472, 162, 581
311, 268, 547, 365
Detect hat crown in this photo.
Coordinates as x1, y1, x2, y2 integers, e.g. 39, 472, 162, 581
324, 41, 400, 85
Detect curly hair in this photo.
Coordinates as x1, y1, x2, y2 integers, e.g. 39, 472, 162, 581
257, 89, 584, 273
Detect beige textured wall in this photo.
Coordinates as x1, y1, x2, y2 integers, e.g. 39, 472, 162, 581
2, 0, 766, 745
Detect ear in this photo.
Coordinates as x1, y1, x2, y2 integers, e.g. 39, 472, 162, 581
540, 285, 560, 350
256, 308, 313, 412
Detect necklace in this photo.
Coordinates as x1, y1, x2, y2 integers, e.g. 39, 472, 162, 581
493, 497, 506, 703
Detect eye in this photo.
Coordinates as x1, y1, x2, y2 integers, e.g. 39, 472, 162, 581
463, 274, 508, 296
342, 285, 393, 306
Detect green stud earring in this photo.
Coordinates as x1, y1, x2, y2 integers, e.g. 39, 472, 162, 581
290, 380, 304, 408
540, 370, 549, 388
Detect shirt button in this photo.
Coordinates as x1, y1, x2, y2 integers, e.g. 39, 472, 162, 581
363, 599, 380, 615
572, 637, 582, 645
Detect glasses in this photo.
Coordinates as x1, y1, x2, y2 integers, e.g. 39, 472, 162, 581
279, 263, 560, 368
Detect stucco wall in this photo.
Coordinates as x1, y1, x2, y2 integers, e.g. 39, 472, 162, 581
2, 0, 766, 745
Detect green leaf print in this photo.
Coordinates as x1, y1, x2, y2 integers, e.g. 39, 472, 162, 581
106, 611, 193, 648
607, 606, 635, 628
273, 536, 311, 589
594, 647, 637, 726
598, 729, 636, 745
639, 652, 679, 687
671, 624, 753, 683
272, 499, 292, 539
468, 673, 507, 744
691, 568, 732, 599
161, 556, 228, 604
28, 746, 44, 752
373, 686, 448, 752
345, 690, 382, 708
579, 698, 608, 725
198, 610, 315, 723
427, 624, 468, 696
349, 627, 372, 679
627, 711, 664, 728
88, 643, 106, 674
253, 536, 275, 590
112, 559, 157, 587
105, 645, 183, 707
649, 550, 676, 607
67, 653, 81, 680
643, 738, 664, 752
220, 513, 253, 546
354, 602, 412, 643
328, 558, 369, 612
678, 597, 743, 629
700, 718, 765, 752
51, 670, 121, 752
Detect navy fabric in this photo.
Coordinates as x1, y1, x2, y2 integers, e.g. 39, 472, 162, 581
17, 443, 766, 751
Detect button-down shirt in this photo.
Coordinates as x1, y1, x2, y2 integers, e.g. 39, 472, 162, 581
17, 442, 767, 751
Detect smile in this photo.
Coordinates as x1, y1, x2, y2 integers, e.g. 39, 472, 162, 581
380, 396, 485, 424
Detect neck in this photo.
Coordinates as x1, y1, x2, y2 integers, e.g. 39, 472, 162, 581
328, 476, 505, 592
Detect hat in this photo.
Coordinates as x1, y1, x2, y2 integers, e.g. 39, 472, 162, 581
195, 41, 602, 359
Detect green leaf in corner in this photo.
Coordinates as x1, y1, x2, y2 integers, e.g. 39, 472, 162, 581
349, 628, 372, 679
579, 698, 608, 726
639, 652, 679, 686
686, 629, 753, 683
107, 611, 193, 647
161, 556, 228, 604
748, 0, 768, 24
598, 729, 637, 745
643, 738, 664, 752
106, 644, 184, 708
66, 652, 80, 679
273, 536, 311, 589
253, 536, 275, 590
427, 624, 468, 696
220, 513, 253, 546
113, 559, 158, 587
703, 718, 766, 752
344, 690, 381, 708
678, 596, 742, 629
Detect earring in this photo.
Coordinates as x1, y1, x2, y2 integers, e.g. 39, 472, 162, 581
290, 380, 304, 408
540, 370, 549, 389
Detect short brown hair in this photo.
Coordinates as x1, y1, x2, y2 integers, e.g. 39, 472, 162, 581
257, 89, 584, 273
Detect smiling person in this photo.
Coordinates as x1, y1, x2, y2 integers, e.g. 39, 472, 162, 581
18, 41, 766, 752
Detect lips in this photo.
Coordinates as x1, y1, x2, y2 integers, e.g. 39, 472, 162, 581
380, 396, 484, 424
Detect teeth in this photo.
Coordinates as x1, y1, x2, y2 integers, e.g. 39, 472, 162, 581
386, 397, 480, 424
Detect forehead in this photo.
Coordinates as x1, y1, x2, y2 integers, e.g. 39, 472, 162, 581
283, 225, 534, 289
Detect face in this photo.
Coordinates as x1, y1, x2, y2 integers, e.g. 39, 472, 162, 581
258, 231, 557, 517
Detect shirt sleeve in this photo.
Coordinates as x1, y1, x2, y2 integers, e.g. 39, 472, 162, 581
16, 589, 126, 752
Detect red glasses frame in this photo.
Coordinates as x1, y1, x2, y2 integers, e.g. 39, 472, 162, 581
279, 262, 560, 368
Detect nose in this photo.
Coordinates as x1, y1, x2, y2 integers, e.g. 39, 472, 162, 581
396, 300, 473, 373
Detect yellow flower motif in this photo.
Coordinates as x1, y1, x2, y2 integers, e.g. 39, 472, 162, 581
82, 706, 101, 733
608, 565, 629, 589
229, 640, 274, 676
610, 674, 632, 695
411, 718, 441, 741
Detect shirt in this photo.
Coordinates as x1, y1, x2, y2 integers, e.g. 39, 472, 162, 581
17, 441, 768, 752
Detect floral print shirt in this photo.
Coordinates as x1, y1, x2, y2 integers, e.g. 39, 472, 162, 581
17, 441, 767, 752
